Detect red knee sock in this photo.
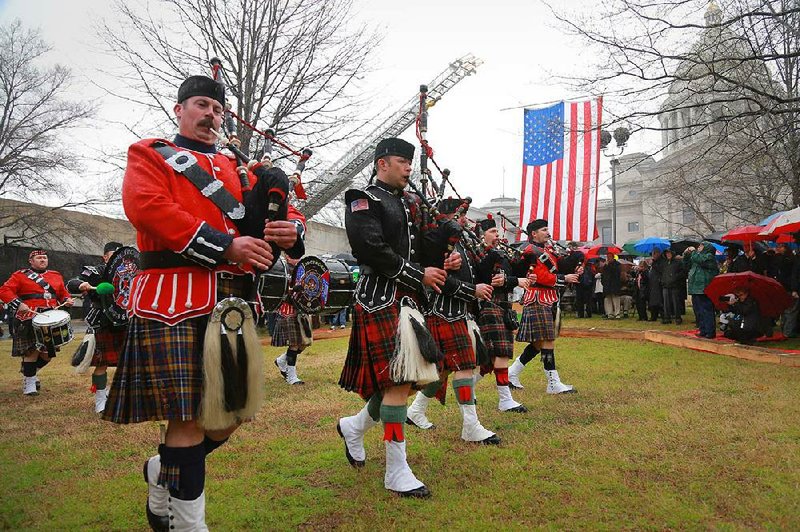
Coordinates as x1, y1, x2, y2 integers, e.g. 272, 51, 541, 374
495, 367, 510, 386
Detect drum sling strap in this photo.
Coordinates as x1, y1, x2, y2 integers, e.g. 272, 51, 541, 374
22, 269, 57, 301
152, 143, 246, 221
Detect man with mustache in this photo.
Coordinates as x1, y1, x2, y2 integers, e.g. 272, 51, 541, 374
102, 75, 301, 530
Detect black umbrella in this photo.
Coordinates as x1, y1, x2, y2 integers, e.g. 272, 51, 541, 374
671, 239, 701, 255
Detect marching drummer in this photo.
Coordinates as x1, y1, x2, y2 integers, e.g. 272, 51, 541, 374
272, 255, 312, 385
66, 241, 127, 414
0, 249, 74, 396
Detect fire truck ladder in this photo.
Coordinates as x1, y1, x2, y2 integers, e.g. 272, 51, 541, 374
298, 53, 483, 218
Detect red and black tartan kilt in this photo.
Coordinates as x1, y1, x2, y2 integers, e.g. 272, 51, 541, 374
10, 320, 45, 357
477, 305, 515, 374
426, 315, 476, 373
339, 292, 418, 400
90, 327, 126, 367
515, 302, 556, 343
271, 314, 304, 347
103, 315, 206, 424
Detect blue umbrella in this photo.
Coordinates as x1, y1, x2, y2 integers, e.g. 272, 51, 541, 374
633, 237, 672, 254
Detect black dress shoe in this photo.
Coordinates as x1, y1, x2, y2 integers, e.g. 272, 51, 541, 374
405, 418, 436, 430
336, 421, 365, 468
503, 405, 528, 413
393, 485, 432, 499
480, 434, 502, 445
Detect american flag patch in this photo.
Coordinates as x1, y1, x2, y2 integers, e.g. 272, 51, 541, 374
350, 198, 369, 212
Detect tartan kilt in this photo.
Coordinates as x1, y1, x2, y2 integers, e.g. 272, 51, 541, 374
426, 315, 476, 372
10, 320, 46, 358
339, 292, 418, 400
477, 305, 515, 373
515, 302, 556, 343
271, 314, 304, 347
103, 315, 206, 424
90, 327, 126, 367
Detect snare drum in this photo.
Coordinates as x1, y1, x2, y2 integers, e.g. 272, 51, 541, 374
257, 255, 289, 312
32, 309, 74, 351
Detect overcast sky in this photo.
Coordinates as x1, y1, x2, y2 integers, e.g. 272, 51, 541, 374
0, 0, 662, 216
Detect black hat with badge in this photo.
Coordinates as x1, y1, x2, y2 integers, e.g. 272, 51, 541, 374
437, 198, 465, 215
478, 216, 496, 232
526, 218, 548, 234
374, 138, 415, 161
177, 75, 225, 107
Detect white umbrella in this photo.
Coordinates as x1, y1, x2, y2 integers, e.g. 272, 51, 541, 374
759, 206, 800, 236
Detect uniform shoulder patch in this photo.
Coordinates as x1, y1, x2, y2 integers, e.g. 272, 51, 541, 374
350, 198, 369, 212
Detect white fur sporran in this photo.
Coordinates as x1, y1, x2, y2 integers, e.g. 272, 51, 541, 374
390, 302, 438, 385
199, 297, 264, 430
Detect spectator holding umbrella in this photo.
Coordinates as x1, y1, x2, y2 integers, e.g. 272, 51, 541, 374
722, 288, 765, 344
684, 242, 719, 338
648, 249, 665, 321
601, 252, 623, 319
660, 249, 685, 324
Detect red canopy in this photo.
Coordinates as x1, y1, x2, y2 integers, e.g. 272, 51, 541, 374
585, 245, 623, 259
721, 225, 771, 242
704, 272, 792, 318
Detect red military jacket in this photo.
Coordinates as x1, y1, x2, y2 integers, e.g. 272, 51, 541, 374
520, 245, 561, 306
0, 269, 70, 318
123, 138, 304, 325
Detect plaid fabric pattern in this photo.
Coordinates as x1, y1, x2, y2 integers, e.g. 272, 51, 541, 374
478, 304, 515, 359
90, 327, 126, 367
103, 275, 250, 424
426, 315, 475, 372
515, 302, 556, 342
10, 320, 45, 357
102, 315, 205, 423
339, 290, 418, 400
271, 313, 305, 347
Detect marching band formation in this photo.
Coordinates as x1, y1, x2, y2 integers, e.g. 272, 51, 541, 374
0, 73, 583, 529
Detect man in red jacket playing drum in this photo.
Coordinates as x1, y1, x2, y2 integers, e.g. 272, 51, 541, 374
508, 219, 579, 394
0, 249, 74, 395
102, 75, 303, 531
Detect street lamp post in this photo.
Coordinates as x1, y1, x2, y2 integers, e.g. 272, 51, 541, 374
600, 127, 631, 244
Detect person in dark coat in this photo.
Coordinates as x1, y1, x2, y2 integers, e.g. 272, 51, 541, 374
633, 260, 650, 321
575, 260, 595, 318
660, 249, 685, 324
774, 243, 798, 337
723, 288, 765, 344
601, 252, 623, 318
648, 249, 665, 321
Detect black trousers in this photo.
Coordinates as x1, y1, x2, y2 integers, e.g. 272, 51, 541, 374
635, 296, 649, 320
575, 285, 593, 317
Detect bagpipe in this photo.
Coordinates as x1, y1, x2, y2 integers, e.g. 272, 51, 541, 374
493, 211, 581, 276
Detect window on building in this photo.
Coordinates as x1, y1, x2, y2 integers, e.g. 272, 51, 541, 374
682, 208, 697, 225
627, 221, 640, 232
708, 211, 724, 228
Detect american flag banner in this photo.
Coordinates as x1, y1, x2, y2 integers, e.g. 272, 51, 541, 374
518, 97, 603, 242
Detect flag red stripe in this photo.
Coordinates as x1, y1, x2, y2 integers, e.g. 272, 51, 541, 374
581, 100, 592, 241
565, 102, 578, 240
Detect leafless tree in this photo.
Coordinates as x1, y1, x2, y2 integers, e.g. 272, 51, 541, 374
96, 0, 378, 163
548, 0, 800, 230
0, 20, 108, 249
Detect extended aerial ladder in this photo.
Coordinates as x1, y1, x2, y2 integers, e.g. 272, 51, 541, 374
297, 54, 483, 218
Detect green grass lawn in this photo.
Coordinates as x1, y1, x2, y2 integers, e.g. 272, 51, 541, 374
1, 333, 798, 530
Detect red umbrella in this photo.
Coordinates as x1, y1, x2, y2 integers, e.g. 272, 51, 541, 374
721, 225, 771, 242
585, 245, 622, 259
704, 272, 792, 318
